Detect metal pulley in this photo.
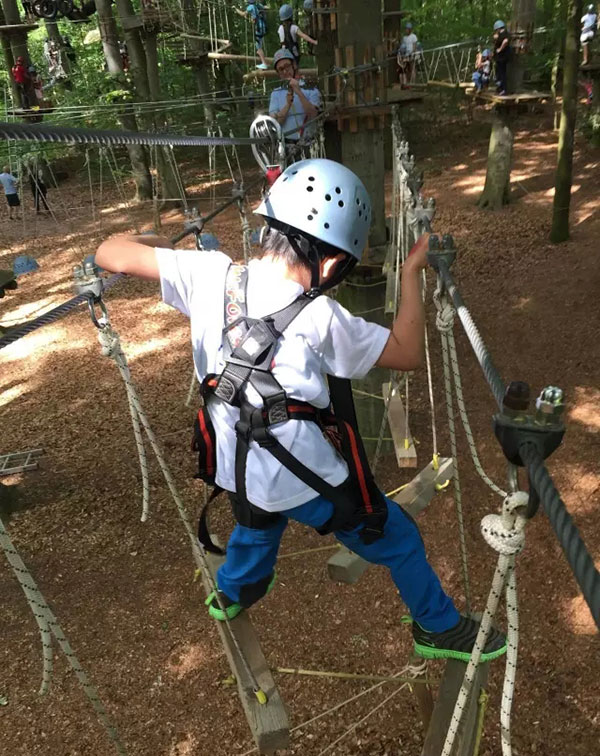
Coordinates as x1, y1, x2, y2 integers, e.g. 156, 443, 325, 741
249, 114, 286, 177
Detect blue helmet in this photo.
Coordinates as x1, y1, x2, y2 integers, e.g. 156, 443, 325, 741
273, 48, 295, 69
493, 19, 505, 30
13, 255, 39, 276
279, 3, 293, 21
303, 0, 313, 10
405, 21, 413, 30
482, 48, 490, 57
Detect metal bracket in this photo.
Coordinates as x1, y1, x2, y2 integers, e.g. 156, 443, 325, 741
73, 260, 108, 328
426, 234, 456, 270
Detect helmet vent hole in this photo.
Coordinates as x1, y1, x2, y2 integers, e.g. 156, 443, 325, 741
335, 187, 341, 194
307, 185, 314, 192
354, 239, 358, 246
324, 222, 330, 229
325, 194, 331, 201
292, 170, 298, 175
307, 214, 314, 220
338, 200, 344, 207
358, 211, 362, 218
308, 176, 315, 181
283, 177, 288, 181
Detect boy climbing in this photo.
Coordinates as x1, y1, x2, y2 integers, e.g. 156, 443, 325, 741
235, 2, 269, 69
278, 3, 317, 66
581, 4, 597, 65
472, 48, 491, 92
95, 158, 507, 665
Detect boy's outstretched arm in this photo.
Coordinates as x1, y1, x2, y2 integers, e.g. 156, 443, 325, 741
375, 233, 429, 372
95, 233, 173, 280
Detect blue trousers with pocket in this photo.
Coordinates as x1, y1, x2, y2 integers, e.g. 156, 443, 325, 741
216, 494, 460, 632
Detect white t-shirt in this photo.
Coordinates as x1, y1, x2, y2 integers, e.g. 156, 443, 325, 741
0, 172, 18, 195
156, 249, 390, 512
582, 12, 597, 31
269, 82, 321, 140
403, 33, 418, 55
278, 22, 299, 46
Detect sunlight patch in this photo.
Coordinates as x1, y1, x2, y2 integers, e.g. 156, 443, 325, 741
0, 382, 28, 408
562, 595, 597, 635
125, 337, 171, 360
166, 642, 211, 680
569, 387, 600, 432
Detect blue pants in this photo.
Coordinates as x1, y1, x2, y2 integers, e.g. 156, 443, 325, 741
217, 495, 459, 632
472, 71, 490, 92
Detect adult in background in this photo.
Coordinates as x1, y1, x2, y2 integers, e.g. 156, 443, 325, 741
0, 166, 21, 221
493, 19, 511, 95
269, 49, 321, 160
11, 56, 30, 109
28, 164, 50, 215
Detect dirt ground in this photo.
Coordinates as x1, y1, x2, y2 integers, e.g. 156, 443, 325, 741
1, 108, 599, 756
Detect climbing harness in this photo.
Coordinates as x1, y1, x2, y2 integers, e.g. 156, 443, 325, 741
194, 262, 389, 561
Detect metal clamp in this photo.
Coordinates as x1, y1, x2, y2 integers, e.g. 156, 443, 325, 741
493, 382, 566, 517
406, 196, 436, 231
73, 260, 108, 329
426, 233, 457, 270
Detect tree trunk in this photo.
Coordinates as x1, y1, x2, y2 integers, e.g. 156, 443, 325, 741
181, 0, 215, 126
550, 0, 582, 243
95, 0, 152, 200
0, 5, 20, 106
1, 0, 36, 107
478, 107, 514, 210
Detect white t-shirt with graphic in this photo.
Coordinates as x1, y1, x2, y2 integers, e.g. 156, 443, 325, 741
402, 33, 418, 55
156, 249, 390, 511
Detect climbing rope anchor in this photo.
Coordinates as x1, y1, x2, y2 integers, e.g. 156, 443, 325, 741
73, 261, 109, 328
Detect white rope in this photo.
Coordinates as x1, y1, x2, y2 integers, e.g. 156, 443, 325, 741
441, 491, 527, 756
0, 516, 127, 754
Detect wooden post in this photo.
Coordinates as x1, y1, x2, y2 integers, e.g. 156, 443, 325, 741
202, 539, 290, 754
421, 659, 489, 756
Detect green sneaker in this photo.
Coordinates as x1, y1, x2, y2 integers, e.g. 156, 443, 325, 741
413, 615, 507, 663
205, 572, 277, 622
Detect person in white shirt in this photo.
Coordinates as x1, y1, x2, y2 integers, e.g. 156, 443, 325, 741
269, 48, 321, 156
0, 166, 21, 220
277, 3, 317, 66
581, 4, 597, 65
96, 159, 507, 665
399, 22, 419, 85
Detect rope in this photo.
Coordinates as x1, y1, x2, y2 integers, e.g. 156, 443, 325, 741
0, 516, 127, 754
93, 314, 267, 700
441, 491, 527, 756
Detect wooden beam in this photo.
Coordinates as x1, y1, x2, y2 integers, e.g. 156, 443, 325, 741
327, 459, 452, 583
421, 658, 489, 756
383, 382, 417, 468
243, 68, 317, 81
202, 539, 290, 754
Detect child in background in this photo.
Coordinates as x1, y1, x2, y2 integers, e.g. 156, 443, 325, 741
236, 2, 270, 70
278, 4, 317, 66
581, 4, 597, 65
472, 49, 491, 92
0, 166, 21, 221
399, 22, 419, 86
303, 0, 317, 56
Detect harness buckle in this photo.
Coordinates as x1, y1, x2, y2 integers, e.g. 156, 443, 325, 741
252, 425, 277, 448
265, 392, 289, 425
215, 375, 237, 403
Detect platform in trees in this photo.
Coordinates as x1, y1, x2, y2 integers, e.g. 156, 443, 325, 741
202, 538, 290, 754
464, 88, 552, 105
388, 83, 427, 103
0, 23, 38, 34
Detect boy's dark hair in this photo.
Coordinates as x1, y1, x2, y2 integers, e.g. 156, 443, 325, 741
261, 227, 312, 271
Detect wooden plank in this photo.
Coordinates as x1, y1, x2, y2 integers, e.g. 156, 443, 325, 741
243, 67, 317, 82
394, 457, 453, 518
383, 382, 417, 468
327, 459, 452, 583
421, 658, 489, 756
202, 539, 290, 754
334, 46, 344, 131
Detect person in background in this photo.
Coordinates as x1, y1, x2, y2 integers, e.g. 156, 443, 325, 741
581, 4, 597, 65
472, 48, 491, 92
399, 22, 419, 86
278, 3, 317, 67
235, 2, 270, 70
493, 19, 511, 95
28, 164, 50, 215
303, 0, 317, 56
11, 56, 30, 109
269, 48, 321, 159
0, 166, 21, 221
29, 67, 44, 105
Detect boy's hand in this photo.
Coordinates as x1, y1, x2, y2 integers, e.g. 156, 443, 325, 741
404, 233, 429, 271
